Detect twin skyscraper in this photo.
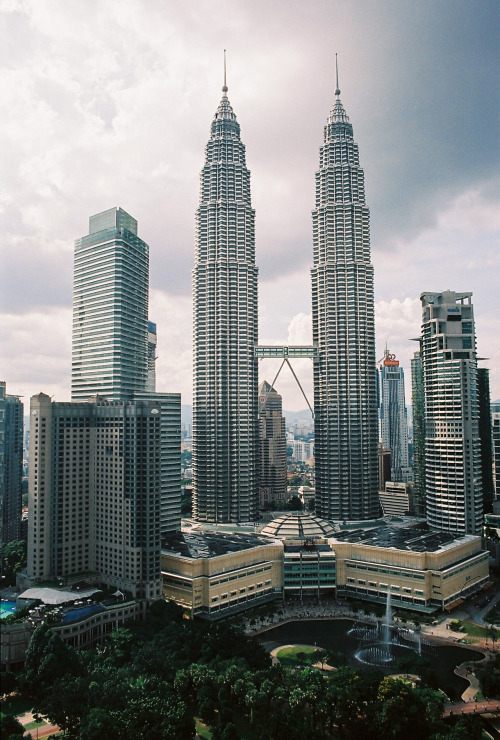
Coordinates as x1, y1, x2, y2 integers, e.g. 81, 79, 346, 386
192, 69, 379, 524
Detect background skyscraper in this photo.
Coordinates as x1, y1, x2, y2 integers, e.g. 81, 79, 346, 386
311, 75, 379, 521
258, 381, 287, 509
192, 78, 259, 523
0, 381, 24, 545
379, 349, 410, 482
420, 290, 483, 535
72, 207, 149, 401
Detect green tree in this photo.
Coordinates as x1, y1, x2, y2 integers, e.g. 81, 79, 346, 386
78, 707, 118, 740
376, 677, 444, 740
285, 495, 303, 511
0, 670, 17, 696
2, 540, 27, 585
20, 624, 83, 700
0, 714, 27, 739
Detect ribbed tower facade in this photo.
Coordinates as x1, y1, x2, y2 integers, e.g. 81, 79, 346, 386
311, 80, 379, 521
421, 290, 483, 535
192, 80, 259, 522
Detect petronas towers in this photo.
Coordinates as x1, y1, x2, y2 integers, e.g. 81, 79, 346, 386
193, 69, 378, 523
192, 80, 259, 522
311, 83, 379, 521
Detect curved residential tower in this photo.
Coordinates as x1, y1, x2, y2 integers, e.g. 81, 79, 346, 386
311, 73, 379, 521
192, 76, 259, 522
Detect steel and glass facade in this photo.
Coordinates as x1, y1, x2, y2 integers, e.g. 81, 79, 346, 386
72, 207, 149, 401
421, 291, 483, 535
311, 87, 379, 521
192, 84, 259, 522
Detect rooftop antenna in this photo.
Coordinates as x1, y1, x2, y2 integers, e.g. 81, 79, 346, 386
222, 49, 228, 94
335, 52, 340, 96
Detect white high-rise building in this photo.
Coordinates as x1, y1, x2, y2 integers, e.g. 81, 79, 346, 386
421, 290, 483, 535
379, 349, 410, 482
192, 77, 259, 523
311, 72, 379, 521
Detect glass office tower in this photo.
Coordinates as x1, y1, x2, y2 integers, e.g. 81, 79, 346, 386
72, 207, 149, 401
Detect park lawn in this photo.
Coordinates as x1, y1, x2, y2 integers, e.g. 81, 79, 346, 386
194, 717, 212, 739
461, 621, 496, 639
276, 644, 320, 668
24, 719, 47, 730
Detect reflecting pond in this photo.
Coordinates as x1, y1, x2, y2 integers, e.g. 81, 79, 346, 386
258, 619, 483, 696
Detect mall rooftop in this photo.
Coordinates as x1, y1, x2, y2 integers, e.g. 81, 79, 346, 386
162, 531, 273, 559
330, 524, 477, 553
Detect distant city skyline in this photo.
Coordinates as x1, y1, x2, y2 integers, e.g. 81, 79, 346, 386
1, 1, 499, 410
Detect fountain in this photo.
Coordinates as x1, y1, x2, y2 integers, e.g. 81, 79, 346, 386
383, 589, 393, 647
353, 589, 431, 668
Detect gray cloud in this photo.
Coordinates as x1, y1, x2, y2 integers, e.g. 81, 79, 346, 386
1, 0, 499, 406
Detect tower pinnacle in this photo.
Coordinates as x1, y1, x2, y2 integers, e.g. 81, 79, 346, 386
335, 52, 340, 96
222, 49, 228, 94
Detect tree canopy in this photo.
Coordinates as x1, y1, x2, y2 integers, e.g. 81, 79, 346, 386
12, 600, 483, 739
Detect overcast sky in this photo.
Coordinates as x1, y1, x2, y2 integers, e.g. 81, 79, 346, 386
1, 0, 499, 412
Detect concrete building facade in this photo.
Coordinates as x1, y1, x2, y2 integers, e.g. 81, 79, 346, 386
27, 393, 163, 601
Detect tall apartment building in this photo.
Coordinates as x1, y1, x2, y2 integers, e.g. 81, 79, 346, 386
27, 393, 162, 600
420, 291, 483, 535
311, 74, 379, 521
192, 78, 259, 522
258, 381, 287, 508
379, 349, 410, 482
0, 382, 24, 545
72, 208, 180, 535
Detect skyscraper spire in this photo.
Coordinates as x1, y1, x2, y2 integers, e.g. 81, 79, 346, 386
223, 48, 228, 94
335, 52, 340, 96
